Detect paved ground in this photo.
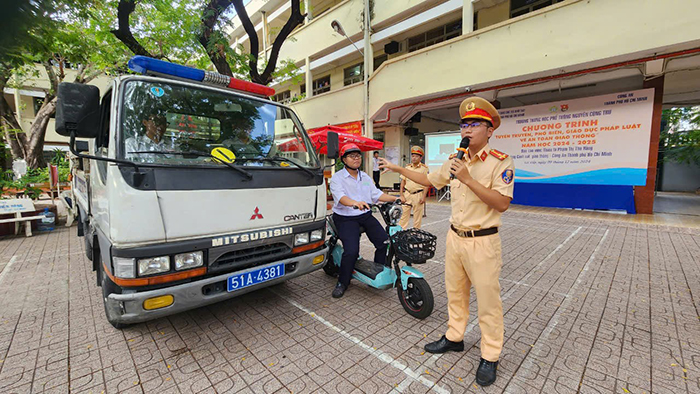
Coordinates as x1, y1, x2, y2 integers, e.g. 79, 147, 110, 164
0, 204, 699, 394
654, 192, 700, 216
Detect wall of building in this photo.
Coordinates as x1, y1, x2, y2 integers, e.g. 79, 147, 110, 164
660, 161, 700, 192
290, 83, 364, 127
375, 125, 403, 188
368, 0, 700, 117
477, 0, 510, 29
274, 0, 445, 65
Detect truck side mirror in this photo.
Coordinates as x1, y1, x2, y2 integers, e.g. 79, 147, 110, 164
56, 82, 100, 139
327, 131, 339, 159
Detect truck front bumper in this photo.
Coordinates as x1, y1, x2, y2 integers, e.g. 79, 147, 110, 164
105, 248, 327, 324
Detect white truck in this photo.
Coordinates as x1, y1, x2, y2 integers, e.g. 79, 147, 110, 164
56, 56, 329, 328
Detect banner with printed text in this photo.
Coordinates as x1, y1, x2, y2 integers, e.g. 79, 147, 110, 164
490, 88, 654, 185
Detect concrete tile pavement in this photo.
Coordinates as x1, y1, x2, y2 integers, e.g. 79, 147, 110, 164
0, 204, 698, 393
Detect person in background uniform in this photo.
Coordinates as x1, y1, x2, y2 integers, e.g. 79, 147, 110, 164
372, 151, 381, 188
329, 144, 399, 298
378, 97, 514, 387
399, 146, 429, 229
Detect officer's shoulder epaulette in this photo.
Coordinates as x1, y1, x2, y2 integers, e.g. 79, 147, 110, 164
489, 149, 509, 160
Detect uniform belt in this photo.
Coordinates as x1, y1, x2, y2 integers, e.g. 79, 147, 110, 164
450, 225, 498, 238
407, 189, 424, 195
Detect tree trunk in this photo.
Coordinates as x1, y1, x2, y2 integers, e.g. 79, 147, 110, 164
24, 97, 57, 169
200, 0, 235, 77
0, 74, 29, 160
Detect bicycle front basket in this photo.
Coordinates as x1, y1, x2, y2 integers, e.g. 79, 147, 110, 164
392, 228, 437, 264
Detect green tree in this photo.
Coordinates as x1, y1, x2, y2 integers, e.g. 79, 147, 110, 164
660, 107, 700, 167
109, 0, 304, 85
0, 0, 116, 169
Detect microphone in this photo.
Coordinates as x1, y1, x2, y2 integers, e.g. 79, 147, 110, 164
450, 137, 470, 180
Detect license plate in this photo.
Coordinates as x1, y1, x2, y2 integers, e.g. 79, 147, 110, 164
227, 263, 285, 292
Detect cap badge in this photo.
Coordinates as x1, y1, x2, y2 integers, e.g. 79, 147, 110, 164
466, 102, 476, 111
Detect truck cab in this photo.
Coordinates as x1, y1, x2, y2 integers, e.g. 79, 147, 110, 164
57, 57, 328, 328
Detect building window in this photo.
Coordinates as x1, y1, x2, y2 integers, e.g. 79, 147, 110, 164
313, 75, 331, 95
510, 0, 563, 18
300, 84, 306, 95
343, 55, 391, 86
272, 90, 291, 104
407, 20, 462, 53
33, 97, 45, 115
374, 54, 388, 70
343, 63, 363, 86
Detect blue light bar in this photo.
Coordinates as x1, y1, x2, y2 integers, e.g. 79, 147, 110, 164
128, 56, 205, 82
127, 56, 276, 97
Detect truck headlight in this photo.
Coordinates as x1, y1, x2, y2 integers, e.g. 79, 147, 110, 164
138, 256, 170, 276
294, 232, 309, 246
310, 229, 324, 242
113, 257, 135, 278
175, 251, 203, 271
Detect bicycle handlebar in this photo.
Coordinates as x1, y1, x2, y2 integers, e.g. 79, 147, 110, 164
352, 199, 411, 210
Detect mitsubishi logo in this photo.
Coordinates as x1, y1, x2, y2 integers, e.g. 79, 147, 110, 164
250, 207, 264, 220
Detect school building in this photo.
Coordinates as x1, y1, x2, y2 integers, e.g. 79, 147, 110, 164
227, 0, 700, 213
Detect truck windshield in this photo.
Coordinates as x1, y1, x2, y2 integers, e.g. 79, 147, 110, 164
119, 80, 319, 168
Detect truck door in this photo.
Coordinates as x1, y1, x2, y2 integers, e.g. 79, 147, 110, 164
90, 89, 113, 232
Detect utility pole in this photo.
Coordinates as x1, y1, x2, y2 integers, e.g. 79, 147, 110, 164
363, 0, 373, 172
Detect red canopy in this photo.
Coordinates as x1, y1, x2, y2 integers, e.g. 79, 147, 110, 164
278, 126, 383, 155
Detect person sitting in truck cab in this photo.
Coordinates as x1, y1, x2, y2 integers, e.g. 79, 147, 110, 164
124, 114, 169, 161
222, 130, 264, 158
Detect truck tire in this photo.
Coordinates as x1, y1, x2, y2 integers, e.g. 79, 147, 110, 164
84, 223, 93, 262
77, 209, 84, 237
322, 254, 339, 277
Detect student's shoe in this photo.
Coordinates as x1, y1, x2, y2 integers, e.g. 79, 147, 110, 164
332, 282, 347, 298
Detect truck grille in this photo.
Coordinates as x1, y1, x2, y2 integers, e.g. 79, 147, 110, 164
209, 243, 291, 274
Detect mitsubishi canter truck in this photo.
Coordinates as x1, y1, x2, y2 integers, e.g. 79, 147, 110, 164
56, 56, 328, 328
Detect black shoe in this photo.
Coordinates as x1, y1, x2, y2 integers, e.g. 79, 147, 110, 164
475, 358, 498, 387
332, 282, 347, 298
423, 335, 464, 354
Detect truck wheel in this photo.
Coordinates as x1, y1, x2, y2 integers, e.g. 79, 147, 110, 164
98, 254, 128, 329
84, 223, 93, 262
397, 278, 434, 319
322, 254, 339, 277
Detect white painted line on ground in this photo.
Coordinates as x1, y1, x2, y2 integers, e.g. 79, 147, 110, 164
462, 226, 582, 336
275, 293, 450, 394
393, 377, 414, 393
501, 278, 571, 299
518, 229, 609, 377
537, 229, 609, 343
0, 255, 17, 285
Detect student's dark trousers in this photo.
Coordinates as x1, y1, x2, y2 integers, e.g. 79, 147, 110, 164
332, 212, 388, 286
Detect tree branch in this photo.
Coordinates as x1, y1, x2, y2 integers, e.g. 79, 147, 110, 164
199, 0, 234, 76
42, 61, 58, 101
111, 0, 155, 57
231, 0, 262, 83
0, 66, 28, 160
259, 0, 305, 85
